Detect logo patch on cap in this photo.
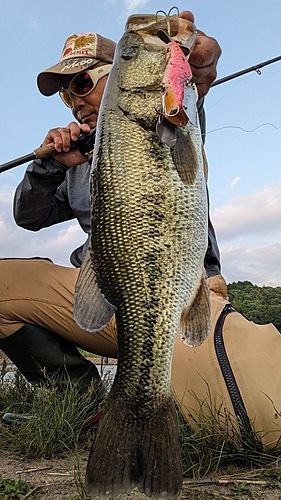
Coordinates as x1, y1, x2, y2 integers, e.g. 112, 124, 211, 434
61, 33, 98, 61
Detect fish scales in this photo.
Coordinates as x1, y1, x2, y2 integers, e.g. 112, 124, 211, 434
93, 117, 206, 398
74, 14, 210, 500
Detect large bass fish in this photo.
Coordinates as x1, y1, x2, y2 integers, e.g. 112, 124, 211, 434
74, 12, 210, 499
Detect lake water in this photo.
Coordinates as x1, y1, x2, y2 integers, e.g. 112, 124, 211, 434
0, 362, 117, 385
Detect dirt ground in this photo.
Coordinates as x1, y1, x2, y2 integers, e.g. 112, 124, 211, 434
1, 448, 281, 499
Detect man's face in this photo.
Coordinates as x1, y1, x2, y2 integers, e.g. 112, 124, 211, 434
59, 67, 110, 129
69, 75, 108, 129
71, 76, 107, 128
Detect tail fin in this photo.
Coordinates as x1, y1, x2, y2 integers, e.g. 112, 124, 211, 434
85, 392, 182, 498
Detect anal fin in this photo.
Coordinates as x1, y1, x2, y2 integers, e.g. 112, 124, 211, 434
179, 274, 211, 347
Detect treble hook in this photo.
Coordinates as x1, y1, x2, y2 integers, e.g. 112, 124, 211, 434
156, 6, 190, 56
155, 9, 171, 38
168, 6, 180, 17
155, 9, 167, 19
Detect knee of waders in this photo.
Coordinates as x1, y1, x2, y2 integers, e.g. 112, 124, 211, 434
0, 323, 102, 391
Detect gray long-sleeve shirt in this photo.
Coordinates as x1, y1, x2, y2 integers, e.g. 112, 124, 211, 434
13, 100, 221, 275
14, 156, 91, 267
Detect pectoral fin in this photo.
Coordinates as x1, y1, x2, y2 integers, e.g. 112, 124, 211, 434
179, 274, 211, 347
73, 249, 116, 332
172, 128, 198, 185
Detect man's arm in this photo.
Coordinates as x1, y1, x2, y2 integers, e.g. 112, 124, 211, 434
13, 157, 74, 230
13, 122, 90, 231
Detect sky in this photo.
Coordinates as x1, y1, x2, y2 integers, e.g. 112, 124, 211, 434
0, 0, 280, 287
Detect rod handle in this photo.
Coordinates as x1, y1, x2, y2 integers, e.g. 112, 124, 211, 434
33, 143, 57, 159
33, 128, 97, 159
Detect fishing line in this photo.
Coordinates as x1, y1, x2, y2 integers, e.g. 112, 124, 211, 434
206, 123, 281, 136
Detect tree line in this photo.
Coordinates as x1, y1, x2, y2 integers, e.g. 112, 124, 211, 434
227, 281, 281, 333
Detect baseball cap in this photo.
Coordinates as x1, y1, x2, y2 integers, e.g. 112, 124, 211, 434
37, 33, 116, 96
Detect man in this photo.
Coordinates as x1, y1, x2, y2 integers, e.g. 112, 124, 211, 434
0, 11, 225, 391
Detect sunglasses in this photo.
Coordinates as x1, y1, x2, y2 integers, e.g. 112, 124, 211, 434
59, 64, 112, 107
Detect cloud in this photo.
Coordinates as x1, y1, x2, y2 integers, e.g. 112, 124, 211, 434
0, 220, 86, 266
125, 0, 150, 13
213, 184, 281, 241
0, 188, 86, 266
230, 176, 240, 188
35, 223, 87, 264
220, 242, 281, 287
211, 183, 281, 286
0, 190, 13, 207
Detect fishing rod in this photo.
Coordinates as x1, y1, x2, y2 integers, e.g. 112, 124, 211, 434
0, 128, 96, 174
0, 55, 280, 174
211, 54, 281, 87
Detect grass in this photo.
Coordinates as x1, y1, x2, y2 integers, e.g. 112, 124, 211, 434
0, 476, 33, 500
1, 361, 281, 495
230, 482, 251, 496
0, 362, 107, 459
72, 448, 92, 500
177, 391, 281, 479
260, 467, 281, 488
0, 363, 107, 499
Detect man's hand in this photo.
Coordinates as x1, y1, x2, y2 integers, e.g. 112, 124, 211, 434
179, 11, 222, 98
42, 122, 91, 167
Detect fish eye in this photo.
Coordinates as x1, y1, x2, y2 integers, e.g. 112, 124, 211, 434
121, 45, 139, 60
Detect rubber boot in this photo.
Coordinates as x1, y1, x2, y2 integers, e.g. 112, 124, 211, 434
0, 323, 102, 392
